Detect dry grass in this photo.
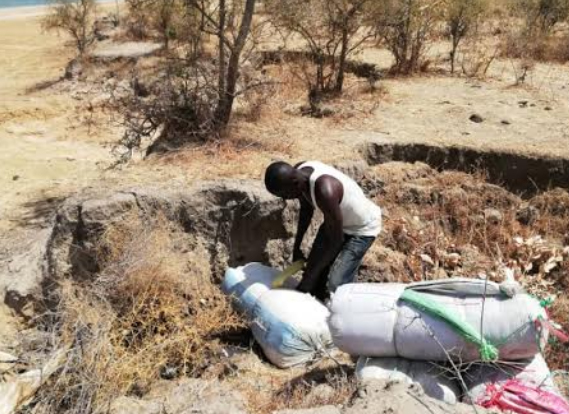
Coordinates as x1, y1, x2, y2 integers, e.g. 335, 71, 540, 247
546, 297, 569, 396
31, 214, 244, 414
500, 24, 569, 64
362, 164, 569, 288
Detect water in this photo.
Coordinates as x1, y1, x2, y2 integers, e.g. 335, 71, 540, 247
0, 0, 115, 9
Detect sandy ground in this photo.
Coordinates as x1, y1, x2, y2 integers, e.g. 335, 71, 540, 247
1, 7, 569, 235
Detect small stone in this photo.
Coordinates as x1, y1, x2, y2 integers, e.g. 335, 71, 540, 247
160, 365, 178, 380
64, 58, 83, 80
516, 205, 539, 225
518, 100, 528, 108
469, 114, 484, 123
501, 120, 511, 125
12, 175, 20, 181
545, 106, 552, 111
484, 208, 503, 225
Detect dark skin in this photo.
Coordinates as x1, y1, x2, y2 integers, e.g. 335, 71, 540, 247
279, 163, 345, 294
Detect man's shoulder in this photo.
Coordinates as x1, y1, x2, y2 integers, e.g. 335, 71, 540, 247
314, 174, 343, 199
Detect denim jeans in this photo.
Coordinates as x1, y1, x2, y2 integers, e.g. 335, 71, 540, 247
311, 225, 376, 301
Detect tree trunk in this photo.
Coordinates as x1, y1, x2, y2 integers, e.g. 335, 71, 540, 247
335, 21, 349, 92
214, 0, 256, 127
217, 0, 227, 102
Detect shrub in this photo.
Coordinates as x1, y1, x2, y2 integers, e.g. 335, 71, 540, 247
444, 0, 488, 73
32, 215, 244, 413
266, 0, 374, 110
374, 0, 444, 74
516, 0, 569, 34
42, 0, 98, 57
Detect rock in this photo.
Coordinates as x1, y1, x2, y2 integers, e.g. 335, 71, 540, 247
545, 106, 552, 111
469, 114, 484, 123
64, 58, 83, 80
319, 106, 335, 118
516, 205, 539, 225
92, 42, 162, 61
333, 160, 370, 184
273, 407, 341, 414
501, 120, 511, 125
518, 100, 528, 107
484, 208, 503, 225
133, 78, 150, 97
0, 228, 52, 318
111, 379, 249, 414
12, 175, 19, 181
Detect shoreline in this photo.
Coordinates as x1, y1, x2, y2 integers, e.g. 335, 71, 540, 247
0, 1, 121, 21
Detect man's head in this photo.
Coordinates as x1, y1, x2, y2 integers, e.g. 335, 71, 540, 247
264, 161, 304, 199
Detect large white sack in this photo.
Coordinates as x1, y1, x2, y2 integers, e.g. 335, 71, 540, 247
329, 283, 548, 361
465, 353, 560, 403
251, 289, 335, 368
222, 263, 296, 316
356, 357, 460, 405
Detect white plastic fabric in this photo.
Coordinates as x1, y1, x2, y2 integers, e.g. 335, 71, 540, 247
465, 353, 560, 403
328, 282, 548, 361
356, 357, 460, 405
222, 263, 333, 368
251, 289, 334, 368
221, 263, 297, 316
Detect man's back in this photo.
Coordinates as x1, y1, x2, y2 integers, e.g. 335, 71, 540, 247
297, 161, 382, 237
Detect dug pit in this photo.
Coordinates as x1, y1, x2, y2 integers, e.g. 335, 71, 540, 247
2, 160, 569, 413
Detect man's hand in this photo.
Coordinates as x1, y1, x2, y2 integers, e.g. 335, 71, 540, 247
293, 248, 306, 262
296, 275, 313, 293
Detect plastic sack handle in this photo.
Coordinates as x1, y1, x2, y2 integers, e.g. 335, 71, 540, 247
272, 260, 305, 288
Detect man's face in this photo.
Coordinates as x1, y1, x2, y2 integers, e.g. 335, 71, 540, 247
272, 181, 300, 200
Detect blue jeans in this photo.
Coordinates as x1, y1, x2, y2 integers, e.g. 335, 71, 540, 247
311, 225, 376, 301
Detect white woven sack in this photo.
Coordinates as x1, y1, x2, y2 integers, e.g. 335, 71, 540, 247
222, 263, 296, 316
328, 283, 547, 361
356, 357, 460, 405
251, 289, 334, 368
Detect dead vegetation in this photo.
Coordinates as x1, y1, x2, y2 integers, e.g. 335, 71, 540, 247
29, 214, 243, 414
362, 163, 569, 294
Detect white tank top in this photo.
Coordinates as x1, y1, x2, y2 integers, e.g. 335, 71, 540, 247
298, 161, 382, 237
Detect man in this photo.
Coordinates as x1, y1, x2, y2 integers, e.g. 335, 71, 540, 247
264, 160, 382, 301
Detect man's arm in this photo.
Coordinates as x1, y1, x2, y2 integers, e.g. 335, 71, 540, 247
297, 176, 344, 293
293, 198, 314, 261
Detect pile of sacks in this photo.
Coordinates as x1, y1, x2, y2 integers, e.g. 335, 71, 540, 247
329, 281, 569, 412
222, 263, 569, 413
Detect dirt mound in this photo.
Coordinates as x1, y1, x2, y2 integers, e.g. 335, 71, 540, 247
110, 378, 496, 414
346, 381, 497, 414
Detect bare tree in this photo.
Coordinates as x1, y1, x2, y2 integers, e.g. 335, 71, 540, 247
267, 0, 374, 101
42, 0, 98, 57
111, 0, 264, 157
517, 0, 569, 34
445, 0, 487, 73
186, 0, 258, 127
374, 0, 443, 74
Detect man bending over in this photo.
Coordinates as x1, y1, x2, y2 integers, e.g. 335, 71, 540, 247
264, 160, 382, 301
